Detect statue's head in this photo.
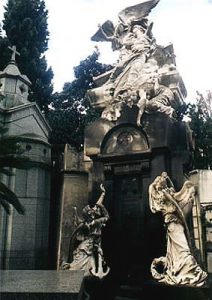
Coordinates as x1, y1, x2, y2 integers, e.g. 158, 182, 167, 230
154, 176, 162, 189
82, 205, 96, 222
115, 21, 128, 37
132, 24, 146, 35
161, 172, 168, 178
82, 203, 103, 222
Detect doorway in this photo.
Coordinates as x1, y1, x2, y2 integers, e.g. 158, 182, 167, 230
106, 174, 145, 282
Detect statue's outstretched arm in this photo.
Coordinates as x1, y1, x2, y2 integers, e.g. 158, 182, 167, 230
96, 184, 106, 205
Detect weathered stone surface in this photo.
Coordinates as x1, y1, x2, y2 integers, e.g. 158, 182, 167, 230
3, 104, 50, 142
88, 2, 186, 126
0, 270, 84, 300
0, 294, 78, 300
190, 170, 212, 274
82, 0, 197, 290
0, 270, 84, 293
57, 146, 90, 269
190, 170, 212, 204
0, 47, 31, 108
57, 2, 210, 298
0, 54, 51, 270
85, 113, 192, 167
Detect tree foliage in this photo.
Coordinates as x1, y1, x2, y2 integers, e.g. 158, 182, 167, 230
0, 24, 10, 70
2, 0, 53, 113
187, 91, 212, 170
47, 50, 112, 150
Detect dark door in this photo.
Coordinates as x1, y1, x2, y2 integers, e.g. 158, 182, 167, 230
110, 174, 145, 281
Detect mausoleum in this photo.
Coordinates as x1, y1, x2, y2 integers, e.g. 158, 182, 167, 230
0, 46, 51, 269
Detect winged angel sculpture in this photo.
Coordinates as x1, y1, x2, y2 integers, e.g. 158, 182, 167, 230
87, 0, 179, 125
149, 173, 207, 286
62, 184, 110, 279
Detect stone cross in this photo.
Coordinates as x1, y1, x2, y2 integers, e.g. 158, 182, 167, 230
8, 45, 20, 61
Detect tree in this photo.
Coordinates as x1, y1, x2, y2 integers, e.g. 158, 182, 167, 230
0, 23, 10, 70
187, 91, 212, 170
0, 123, 27, 215
2, 0, 53, 113
47, 50, 112, 150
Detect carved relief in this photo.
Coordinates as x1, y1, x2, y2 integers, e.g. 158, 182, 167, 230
87, 0, 186, 124
101, 126, 149, 155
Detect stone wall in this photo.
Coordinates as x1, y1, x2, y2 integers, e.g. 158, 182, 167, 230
190, 170, 212, 273
56, 145, 91, 269
0, 139, 51, 269
0, 104, 51, 270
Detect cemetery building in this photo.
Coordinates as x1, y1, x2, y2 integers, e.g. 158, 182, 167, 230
0, 1, 212, 300
0, 47, 51, 269
55, 1, 212, 299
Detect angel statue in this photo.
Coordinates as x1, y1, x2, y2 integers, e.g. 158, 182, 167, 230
87, 0, 178, 124
149, 172, 207, 287
90, 1, 159, 90
62, 184, 110, 279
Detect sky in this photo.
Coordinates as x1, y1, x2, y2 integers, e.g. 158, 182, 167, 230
1, 0, 212, 102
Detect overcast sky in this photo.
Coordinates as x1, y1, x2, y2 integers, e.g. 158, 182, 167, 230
1, 0, 212, 102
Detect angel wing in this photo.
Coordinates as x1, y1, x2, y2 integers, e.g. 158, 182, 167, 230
118, 0, 160, 25
91, 20, 115, 42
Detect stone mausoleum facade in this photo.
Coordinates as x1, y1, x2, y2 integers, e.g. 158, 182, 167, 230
0, 48, 51, 269
56, 1, 212, 298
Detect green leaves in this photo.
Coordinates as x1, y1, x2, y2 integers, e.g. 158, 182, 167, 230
2, 0, 53, 113
47, 51, 112, 150
0, 32, 10, 70
187, 91, 212, 170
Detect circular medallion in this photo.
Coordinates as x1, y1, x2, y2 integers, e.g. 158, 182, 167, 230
117, 131, 133, 146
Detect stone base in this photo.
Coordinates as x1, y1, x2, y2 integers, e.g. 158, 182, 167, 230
143, 279, 211, 300
0, 293, 79, 300
0, 270, 84, 300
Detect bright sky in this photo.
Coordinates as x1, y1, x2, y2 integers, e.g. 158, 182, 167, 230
1, 0, 212, 102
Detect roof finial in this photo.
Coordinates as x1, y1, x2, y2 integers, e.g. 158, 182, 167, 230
8, 45, 20, 62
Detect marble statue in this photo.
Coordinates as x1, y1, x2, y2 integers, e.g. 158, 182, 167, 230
87, 0, 184, 125
149, 172, 207, 286
62, 184, 110, 279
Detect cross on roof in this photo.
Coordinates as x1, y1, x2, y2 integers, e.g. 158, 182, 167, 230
8, 45, 20, 62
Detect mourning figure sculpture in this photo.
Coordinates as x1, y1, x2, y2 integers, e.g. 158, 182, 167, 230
149, 172, 207, 286
63, 184, 110, 279
87, 0, 183, 126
